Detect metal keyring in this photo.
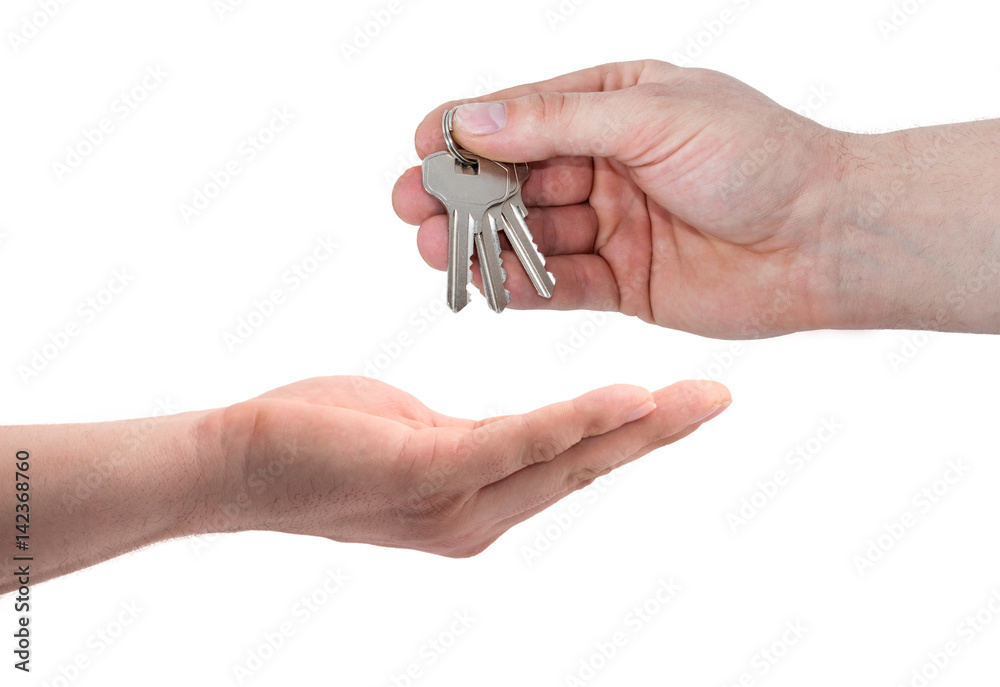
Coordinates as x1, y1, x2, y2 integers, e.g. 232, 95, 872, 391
442, 107, 476, 167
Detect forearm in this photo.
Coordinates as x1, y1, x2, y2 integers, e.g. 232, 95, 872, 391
825, 120, 1000, 333
0, 410, 228, 593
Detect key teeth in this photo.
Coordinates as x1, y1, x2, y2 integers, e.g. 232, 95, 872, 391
466, 254, 473, 298
500, 202, 555, 300
495, 246, 510, 308
533, 242, 555, 286
527, 234, 555, 287
523, 227, 544, 258
489, 222, 505, 273
529, 241, 556, 297
478, 215, 509, 312
519, 224, 543, 259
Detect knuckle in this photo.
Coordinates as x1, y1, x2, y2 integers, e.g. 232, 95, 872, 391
527, 437, 562, 466
580, 413, 607, 440
567, 465, 613, 491
532, 91, 579, 127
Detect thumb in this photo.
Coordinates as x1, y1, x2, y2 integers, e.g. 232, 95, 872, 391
450, 90, 647, 163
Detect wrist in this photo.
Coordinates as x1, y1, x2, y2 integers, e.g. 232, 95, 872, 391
812, 129, 914, 330
210, 398, 329, 537
189, 403, 258, 536
817, 125, 1000, 332
183, 407, 244, 535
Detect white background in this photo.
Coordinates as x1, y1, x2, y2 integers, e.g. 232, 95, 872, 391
3, 0, 1000, 685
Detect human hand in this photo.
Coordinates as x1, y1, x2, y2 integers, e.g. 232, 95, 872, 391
393, 60, 849, 339
218, 376, 730, 557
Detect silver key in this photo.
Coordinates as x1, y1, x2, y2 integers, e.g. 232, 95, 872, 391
475, 158, 517, 313
497, 162, 556, 298
422, 151, 511, 313
475, 209, 510, 313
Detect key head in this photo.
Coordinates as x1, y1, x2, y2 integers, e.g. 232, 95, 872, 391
515, 162, 531, 184
422, 151, 511, 211
489, 161, 522, 207
507, 162, 531, 214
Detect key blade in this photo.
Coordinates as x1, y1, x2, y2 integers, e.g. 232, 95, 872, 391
476, 209, 509, 313
447, 207, 474, 312
501, 201, 555, 299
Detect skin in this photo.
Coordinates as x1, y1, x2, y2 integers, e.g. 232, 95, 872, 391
12, 58, 996, 591
1, 376, 730, 593
392, 59, 1000, 338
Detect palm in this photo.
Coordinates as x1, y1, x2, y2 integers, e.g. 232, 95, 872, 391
222, 376, 730, 557
252, 376, 450, 431
590, 141, 819, 337
234, 377, 474, 543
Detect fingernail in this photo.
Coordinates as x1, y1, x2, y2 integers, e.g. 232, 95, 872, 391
454, 102, 506, 135
688, 401, 731, 427
626, 401, 657, 424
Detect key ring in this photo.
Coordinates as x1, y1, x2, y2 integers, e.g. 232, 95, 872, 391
442, 107, 477, 167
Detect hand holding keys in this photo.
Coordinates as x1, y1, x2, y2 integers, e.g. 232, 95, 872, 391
422, 108, 555, 313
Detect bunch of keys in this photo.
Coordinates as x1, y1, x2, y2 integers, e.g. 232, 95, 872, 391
422, 107, 555, 313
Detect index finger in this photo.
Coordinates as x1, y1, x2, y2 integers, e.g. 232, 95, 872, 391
472, 380, 731, 524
